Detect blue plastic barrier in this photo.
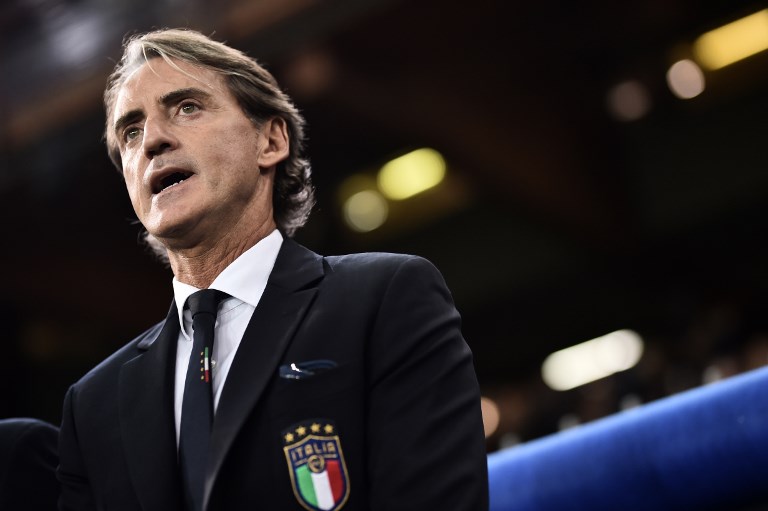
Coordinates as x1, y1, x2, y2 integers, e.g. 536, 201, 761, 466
488, 365, 768, 510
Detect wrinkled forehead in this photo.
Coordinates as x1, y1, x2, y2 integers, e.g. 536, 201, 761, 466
112, 57, 225, 122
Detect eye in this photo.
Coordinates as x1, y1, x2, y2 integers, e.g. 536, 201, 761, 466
180, 102, 199, 114
124, 127, 142, 142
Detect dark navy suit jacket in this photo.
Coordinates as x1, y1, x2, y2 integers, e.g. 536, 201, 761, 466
58, 239, 488, 510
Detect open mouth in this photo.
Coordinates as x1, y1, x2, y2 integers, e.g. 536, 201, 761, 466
154, 171, 192, 193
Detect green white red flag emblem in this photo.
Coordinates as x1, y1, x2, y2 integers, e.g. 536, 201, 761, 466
283, 420, 350, 511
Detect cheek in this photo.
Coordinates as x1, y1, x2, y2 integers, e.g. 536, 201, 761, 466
121, 165, 143, 207
208, 135, 261, 177
223, 118, 262, 158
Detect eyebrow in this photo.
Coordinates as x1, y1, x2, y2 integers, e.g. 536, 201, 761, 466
113, 87, 213, 138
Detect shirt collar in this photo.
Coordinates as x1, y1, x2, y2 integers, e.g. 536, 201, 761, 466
171, 229, 283, 337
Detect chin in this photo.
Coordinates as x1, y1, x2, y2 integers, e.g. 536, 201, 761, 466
146, 210, 194, 236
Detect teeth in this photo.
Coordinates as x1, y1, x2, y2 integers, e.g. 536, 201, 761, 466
160, 181, 180, 192
157, 172, 190, 193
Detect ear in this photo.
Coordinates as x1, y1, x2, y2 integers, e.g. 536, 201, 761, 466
257, 117, 290, 170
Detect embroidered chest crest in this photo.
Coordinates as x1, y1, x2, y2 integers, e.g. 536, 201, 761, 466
283, 420, 350, 511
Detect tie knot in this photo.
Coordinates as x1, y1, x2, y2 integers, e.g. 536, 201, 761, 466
187, 289, 227, 318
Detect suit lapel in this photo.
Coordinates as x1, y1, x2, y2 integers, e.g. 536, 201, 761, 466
119, 303, 182, 511
204, 239, 325, 508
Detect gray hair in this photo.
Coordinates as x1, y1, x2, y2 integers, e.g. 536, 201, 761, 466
104, 28, 314, 252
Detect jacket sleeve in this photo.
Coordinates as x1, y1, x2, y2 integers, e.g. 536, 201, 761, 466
366, 256, 489, 510
0, 418, 60, 511
58, 386, 97, 511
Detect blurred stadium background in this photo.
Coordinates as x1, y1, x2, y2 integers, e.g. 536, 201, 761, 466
2, 0, 768, 452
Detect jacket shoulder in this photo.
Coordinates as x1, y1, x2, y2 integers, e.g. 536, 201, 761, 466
323, 252, 448, 288
73, 321, 165, 390
325, 251, 435, 274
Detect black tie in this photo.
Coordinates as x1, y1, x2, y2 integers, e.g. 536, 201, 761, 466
179, 289, 227, 511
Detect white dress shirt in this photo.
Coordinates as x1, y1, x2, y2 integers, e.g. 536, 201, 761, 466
171, 229, 283, 444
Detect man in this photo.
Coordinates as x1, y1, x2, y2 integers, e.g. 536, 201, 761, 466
58, 28, 488, 511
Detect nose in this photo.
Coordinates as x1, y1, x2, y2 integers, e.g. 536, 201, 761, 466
142, 116, 178, 158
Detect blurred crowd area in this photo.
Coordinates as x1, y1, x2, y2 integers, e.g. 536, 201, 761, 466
482, 293, 768, 452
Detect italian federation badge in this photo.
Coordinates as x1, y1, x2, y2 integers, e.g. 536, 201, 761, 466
283, 420, 350, 511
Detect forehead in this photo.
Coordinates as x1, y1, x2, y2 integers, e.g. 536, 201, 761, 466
113, 57, 230, 117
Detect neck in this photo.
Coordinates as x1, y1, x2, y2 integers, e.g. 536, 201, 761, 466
166, 218, 276, 289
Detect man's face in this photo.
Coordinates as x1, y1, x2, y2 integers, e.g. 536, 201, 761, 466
112, 57, 280, 250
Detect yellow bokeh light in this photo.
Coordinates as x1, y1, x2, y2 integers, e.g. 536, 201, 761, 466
377, 148, 446, 201
542, 330, 644, 391
693, 9, 768, 70
343, 189, 389, 232
606, 80, 652, 121
666, 59, 706, 100
480, 397, 501, 438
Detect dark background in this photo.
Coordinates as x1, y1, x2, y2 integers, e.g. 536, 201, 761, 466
2, 0, 767, 450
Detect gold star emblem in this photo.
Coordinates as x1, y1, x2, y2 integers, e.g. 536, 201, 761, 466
311, 423, 321, 433
296, 426, 307, 437
284, 433, 294, 443
324, 424, 334, 434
